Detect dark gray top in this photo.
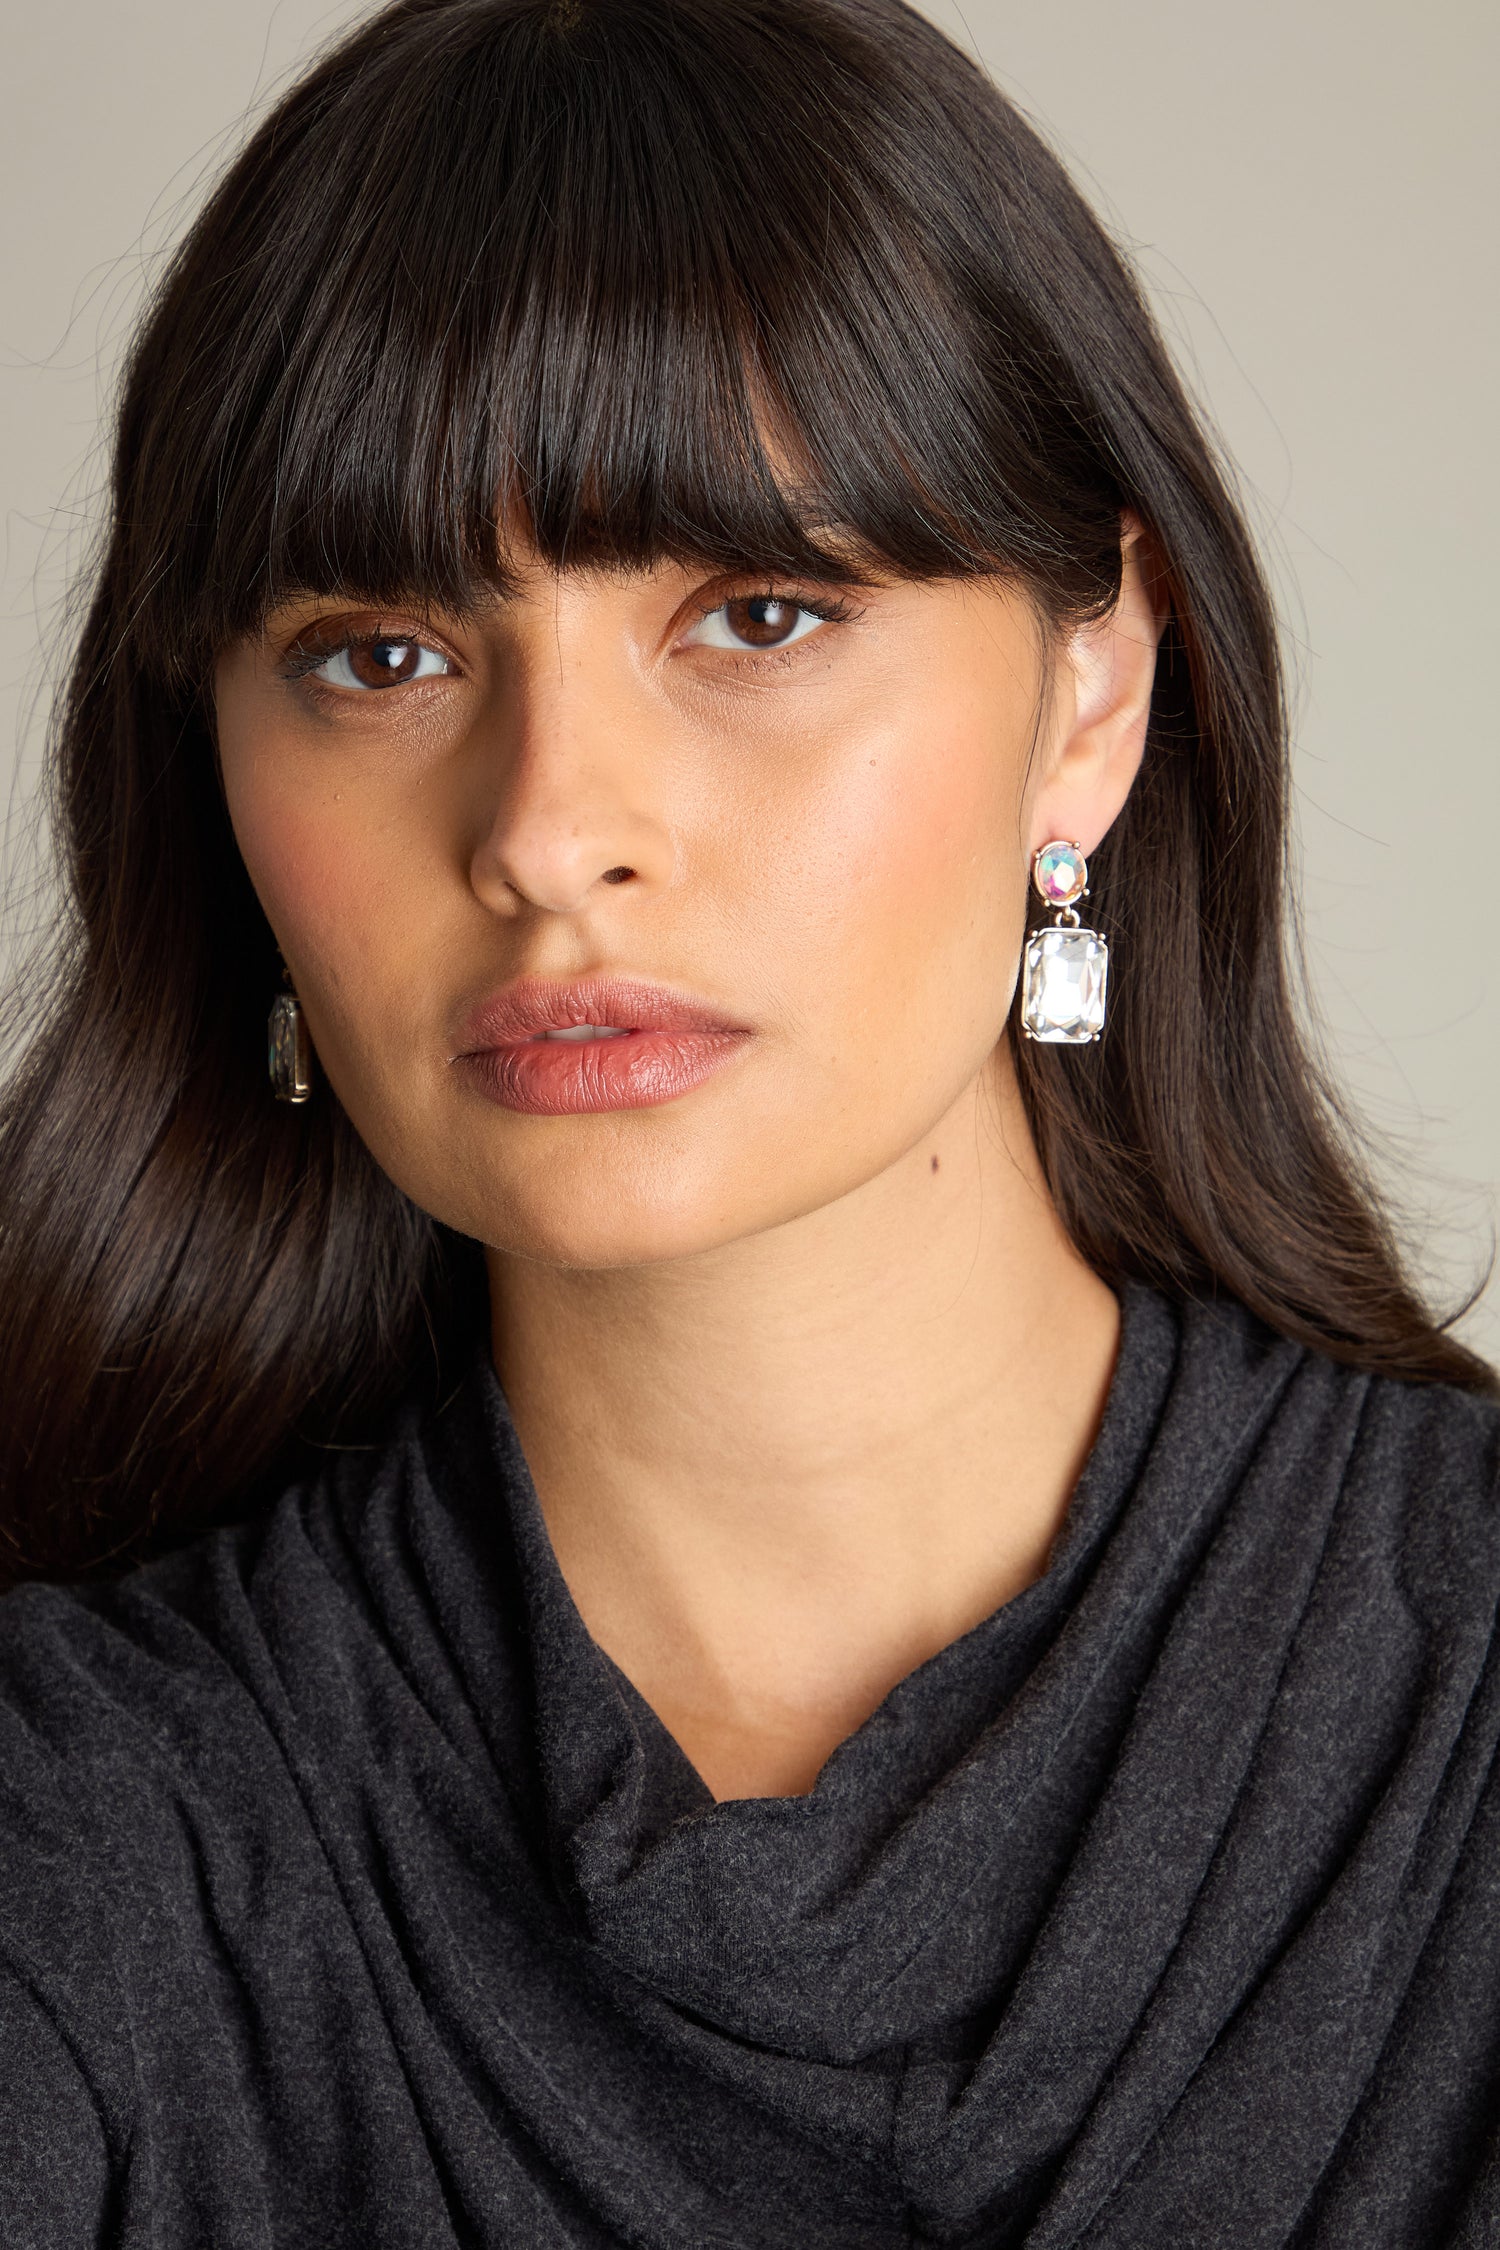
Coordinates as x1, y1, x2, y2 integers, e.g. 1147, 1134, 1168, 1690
1, 1286, 1498, 2248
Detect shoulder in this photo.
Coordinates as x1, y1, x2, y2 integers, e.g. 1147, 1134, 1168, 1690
0, 1396, 442, 2117
0, 1356, 520, 1926
0, 1364, 527, 2203
0, 1372, 479, 1751
1179, 1285, 1500, 1490
1350, 1349, 1500, 1632
1176, 1288, 1500, 1639
1138, 1286, 1500, 1620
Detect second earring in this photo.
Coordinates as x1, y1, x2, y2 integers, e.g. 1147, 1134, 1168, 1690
268, 991, 314, 1103
1021, 841, 1109, 1044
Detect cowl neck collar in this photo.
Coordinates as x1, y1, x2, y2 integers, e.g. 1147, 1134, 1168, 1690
447, 1284, 1304, 2065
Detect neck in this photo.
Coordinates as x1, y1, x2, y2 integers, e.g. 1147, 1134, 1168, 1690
487, 1044, 1119, 1800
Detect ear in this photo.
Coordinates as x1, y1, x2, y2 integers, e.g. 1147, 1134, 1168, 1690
1028, 514, 1167, 861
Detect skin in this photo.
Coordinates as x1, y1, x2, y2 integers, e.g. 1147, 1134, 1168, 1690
216, 524, 1165, 1801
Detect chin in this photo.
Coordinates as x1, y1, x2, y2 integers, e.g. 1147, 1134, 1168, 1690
376, 1089, 905, 1274
469, 1191, 766, 1273
412, 1134, 777, 1272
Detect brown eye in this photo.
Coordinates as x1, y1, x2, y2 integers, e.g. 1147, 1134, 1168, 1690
723, 597, 805, 648
349, 637, 424, 686
686, 595, 827, 652
304, 634, 453, 691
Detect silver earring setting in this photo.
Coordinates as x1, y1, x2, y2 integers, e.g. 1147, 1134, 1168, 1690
268, 990, 313, 1103
1021, 840, 1109, 1044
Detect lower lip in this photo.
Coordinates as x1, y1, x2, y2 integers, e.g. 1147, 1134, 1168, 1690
459, 1029, 750, 1115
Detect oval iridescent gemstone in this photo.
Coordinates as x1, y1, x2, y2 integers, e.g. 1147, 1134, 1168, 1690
1033, 840, 1087, 906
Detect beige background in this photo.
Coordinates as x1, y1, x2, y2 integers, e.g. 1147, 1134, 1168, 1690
2, 0, 1495, 1353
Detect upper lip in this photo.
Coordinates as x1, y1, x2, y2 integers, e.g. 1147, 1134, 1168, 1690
454, 975, 750, 1050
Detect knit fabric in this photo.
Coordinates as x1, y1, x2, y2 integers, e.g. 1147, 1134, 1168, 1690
1, 1286, 1498, 2246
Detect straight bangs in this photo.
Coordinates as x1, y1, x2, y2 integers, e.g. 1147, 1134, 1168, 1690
117, 0, 1125, 688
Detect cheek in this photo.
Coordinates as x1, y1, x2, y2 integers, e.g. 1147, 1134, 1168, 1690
751, 689, 1029, 1048
238, 809, 352, 958
225, 772, 447, 1066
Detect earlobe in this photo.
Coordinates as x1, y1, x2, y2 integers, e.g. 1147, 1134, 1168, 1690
1029, 515, 1167, 860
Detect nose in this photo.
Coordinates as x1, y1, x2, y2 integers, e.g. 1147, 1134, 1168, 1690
467, 647, 673, 919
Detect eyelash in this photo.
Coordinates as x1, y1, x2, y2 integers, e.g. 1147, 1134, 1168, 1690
690, 589, 857, 640
277, 586, 860, 691
279, 629, 450, 685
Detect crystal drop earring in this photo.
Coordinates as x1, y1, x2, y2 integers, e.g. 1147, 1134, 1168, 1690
268, 986, 313, 1103
1020, 840, 1110, 1044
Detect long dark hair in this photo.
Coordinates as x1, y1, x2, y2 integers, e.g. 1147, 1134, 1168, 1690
0, 0, 1488, 1588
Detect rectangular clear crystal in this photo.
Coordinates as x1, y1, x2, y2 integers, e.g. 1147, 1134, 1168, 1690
268, 993, 313, 1100
1021, 926, 1108, 1043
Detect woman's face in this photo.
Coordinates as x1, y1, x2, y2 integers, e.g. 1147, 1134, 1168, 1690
215, 544, 1152, 1267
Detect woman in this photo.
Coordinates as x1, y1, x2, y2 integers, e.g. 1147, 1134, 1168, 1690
0, 0, 1495, 2240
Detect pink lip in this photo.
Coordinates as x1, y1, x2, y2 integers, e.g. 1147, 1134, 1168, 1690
453, 976, 752, 1116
